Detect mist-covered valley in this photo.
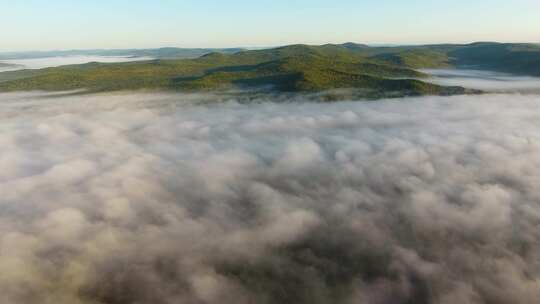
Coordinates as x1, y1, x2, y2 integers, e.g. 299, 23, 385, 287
1, 68, 540, 304
423, 69, 540, 93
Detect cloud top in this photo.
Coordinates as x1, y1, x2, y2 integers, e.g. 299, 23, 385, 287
1, 91, 540, 303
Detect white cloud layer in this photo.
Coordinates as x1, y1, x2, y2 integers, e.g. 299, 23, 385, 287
1, 90, 540, 303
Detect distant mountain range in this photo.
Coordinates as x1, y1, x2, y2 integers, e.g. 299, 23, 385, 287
0, 48, 245, 60
0, 62, 21, 68
0, 42, 538, 99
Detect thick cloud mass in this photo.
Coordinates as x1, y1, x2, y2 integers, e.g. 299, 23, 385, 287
1, 90, 540, 304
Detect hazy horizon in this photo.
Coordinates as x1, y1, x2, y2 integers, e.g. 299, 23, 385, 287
2, 40, 540, 54
2, 0, 539, 52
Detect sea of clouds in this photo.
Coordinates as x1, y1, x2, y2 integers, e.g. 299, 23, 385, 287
1, 89, 540, 304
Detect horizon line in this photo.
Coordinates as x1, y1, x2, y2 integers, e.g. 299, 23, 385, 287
1, 40, 540, 54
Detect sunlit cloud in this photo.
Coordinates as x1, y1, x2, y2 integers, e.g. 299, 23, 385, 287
1, 88, 540, 303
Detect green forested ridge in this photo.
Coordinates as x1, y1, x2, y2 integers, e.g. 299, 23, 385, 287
446, 42, 540, 75
366, 42, 540, 74
0, 42, 537, 98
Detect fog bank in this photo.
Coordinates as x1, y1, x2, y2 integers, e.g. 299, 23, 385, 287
1, 91, 540, 303
423, 69, 540, 92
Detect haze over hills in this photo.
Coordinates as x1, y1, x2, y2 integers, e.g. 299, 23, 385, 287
0, 42, 539, 100
0, 62, 21, 68
0, 47, 245, 60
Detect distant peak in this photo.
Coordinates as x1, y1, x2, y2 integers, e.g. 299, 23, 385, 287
468, 41, 501, 46
341, 42, 370, 49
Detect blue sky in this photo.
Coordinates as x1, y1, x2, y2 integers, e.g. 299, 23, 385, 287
2, 0, 539, 51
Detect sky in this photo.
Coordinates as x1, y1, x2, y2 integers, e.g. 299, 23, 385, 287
1, 0, 539, 51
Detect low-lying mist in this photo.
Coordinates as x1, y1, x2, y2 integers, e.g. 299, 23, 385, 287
423, 69, 540, 93
1, 90, 540, 304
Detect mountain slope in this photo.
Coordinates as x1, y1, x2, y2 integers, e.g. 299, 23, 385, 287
3, 41, 537, 98
363, 42, 540, 75
0, 47, 469, 98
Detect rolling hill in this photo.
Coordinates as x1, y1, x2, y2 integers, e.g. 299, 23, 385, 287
1, 42, 538, 99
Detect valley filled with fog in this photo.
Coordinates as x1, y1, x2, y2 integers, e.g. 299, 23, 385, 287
423, 69, 540, 93
1, 72, 540, 304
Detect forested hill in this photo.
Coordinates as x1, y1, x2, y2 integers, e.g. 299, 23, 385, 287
0, 42, 537, 98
